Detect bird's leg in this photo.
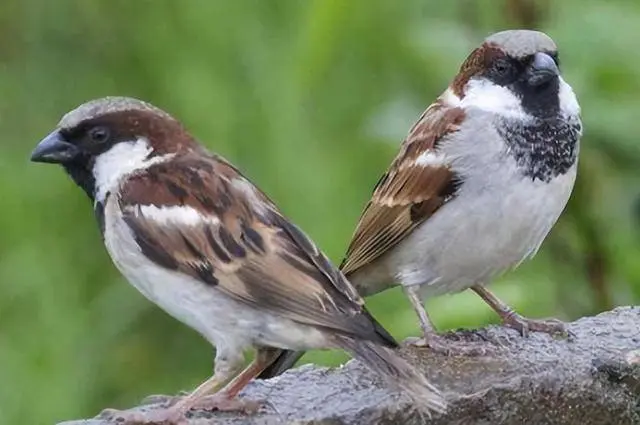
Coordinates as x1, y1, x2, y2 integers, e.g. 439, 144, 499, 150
403, 285, 489, 356
193, 347, 281, 413
103, 350, 245, 424
471, 285, 567, 337
101, 373, 230, 425
404, 285, 437, 339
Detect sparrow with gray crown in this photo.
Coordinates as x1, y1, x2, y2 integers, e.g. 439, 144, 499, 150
259, 29, 582, 378
30, 97, 446, 424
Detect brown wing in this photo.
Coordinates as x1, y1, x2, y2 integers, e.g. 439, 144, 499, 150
118, 153, 394, 345
340, 101, 465, 276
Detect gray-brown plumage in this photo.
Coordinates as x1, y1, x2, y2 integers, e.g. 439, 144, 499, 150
30, 96, 446, 424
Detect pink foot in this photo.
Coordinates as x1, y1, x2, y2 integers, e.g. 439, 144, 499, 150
99, 406, 187, 425
404, 333, 494, 357
501, 314, 569, 338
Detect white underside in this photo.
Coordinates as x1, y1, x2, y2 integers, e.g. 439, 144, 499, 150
102, 187, 328, 358
403, 163, 574, 299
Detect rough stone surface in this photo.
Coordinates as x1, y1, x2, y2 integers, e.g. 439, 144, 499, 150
60, 307, 640, 425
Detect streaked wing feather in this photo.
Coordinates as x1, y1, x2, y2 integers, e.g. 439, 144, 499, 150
340, 102, 464, 276
119, 154, 392, 344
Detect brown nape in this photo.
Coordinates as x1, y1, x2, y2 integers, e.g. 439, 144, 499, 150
450, 43, 505, 98
91, 109, 198, 155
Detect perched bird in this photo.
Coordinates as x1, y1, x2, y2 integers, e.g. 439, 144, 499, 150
259, 29, 582, 378
30, 97, 446, 423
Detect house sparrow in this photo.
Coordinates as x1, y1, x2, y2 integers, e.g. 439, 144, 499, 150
258, 29, 582, 378
30, 97, 446, 423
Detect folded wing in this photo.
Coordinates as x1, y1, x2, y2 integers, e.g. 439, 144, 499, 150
340, 102, 465, 276
118, 154, 395, 345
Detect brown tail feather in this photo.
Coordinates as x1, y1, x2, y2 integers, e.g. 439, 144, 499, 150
258, 305, 395, 380
335, 335, 447, 415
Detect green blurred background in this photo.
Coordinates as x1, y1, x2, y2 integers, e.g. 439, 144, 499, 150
1, 0, 639, 423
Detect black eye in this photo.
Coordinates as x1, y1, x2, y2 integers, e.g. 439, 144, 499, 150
487, 58, 519, 86
493, 59, 513, 77
89, 126, 110, 144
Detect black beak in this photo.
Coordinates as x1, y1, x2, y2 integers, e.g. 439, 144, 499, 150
30, 130, 80, 164
527, 52, 560, 87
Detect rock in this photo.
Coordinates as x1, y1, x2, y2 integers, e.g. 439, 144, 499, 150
59, 307, 640, 425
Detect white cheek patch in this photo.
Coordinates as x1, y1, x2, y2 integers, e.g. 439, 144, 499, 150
460, 76, 581, 122
135, 204, 220, 226
558, 77, 581, 118
92, 138, 174, 203
461, 78, 531, 120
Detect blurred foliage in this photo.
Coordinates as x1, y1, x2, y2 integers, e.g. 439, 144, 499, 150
1, 0, 639, 423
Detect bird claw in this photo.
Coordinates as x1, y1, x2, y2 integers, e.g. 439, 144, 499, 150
502, 315, 570, 338
403, 334, 493, 357
98, 407, 187, 425
98, 394, 263, 424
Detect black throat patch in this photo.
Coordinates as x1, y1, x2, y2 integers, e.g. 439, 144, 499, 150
497, 116, 581, 182
94, 192, 110, 236
63, 160, 96, 202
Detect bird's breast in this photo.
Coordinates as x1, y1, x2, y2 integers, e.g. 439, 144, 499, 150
391, 160, 577, 298
101, 197, 244, 347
